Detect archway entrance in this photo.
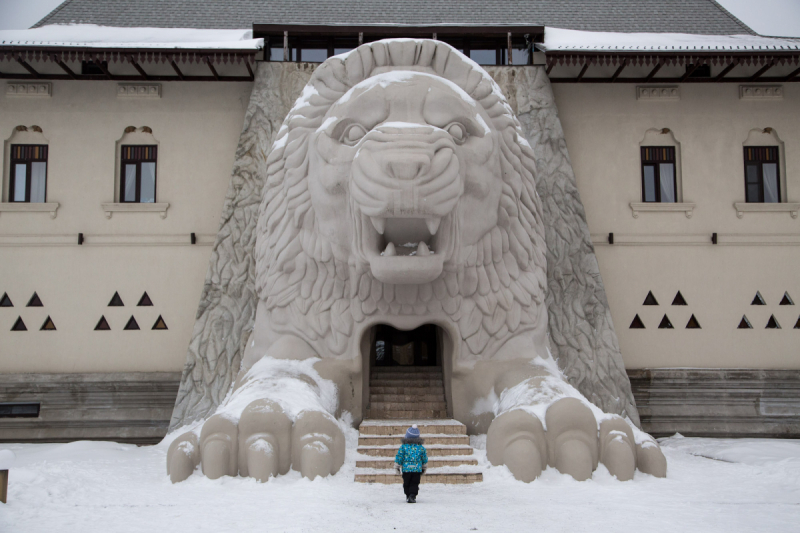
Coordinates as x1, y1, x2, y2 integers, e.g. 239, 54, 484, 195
372, 324, 438, 367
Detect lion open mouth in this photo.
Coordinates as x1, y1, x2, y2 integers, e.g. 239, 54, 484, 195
360, 214, 452, 284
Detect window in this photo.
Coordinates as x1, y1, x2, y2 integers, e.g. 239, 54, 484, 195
9, 144, 48, 203
641, 146, 676, 203
120, 145, 157, 203
744, 146, 780, 203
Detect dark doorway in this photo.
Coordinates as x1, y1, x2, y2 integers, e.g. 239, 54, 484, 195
373, 324, 438, 367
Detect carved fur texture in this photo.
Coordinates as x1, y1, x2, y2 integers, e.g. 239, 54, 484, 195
254, 40, 549, 363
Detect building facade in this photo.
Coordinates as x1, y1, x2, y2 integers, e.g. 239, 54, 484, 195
1, 0, 799, 443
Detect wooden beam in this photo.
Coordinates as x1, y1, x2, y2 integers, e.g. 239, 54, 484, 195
15, 55, 39, 78
784, 65, 800, 82
610, 60, 628, 82
749, 61, 774, 81
680, 63, 700, 82
127, 55, 149, 80
205, 57, 220, 80
644, 62, 662, 82
546, 63, 554, 75
95, 60, 113, 80
167, 55, 185, 80
52, 54, 77, 79
714, 62, 736, 81
507, 32, 513, 66
576, 63, 589, 82
245, 60, 254, 80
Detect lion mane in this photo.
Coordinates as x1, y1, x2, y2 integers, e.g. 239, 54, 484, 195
254, 40, 548, 361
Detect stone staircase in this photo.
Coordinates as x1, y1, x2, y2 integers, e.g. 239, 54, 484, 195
355, 367, 482, 483
366, 366, 448, 419
354, 419, 483, 484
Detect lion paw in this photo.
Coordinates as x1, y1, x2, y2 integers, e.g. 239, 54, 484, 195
486, 398, 666, 482
166, 401, 345, 483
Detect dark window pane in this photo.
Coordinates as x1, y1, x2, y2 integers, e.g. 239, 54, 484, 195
140, 162, 156, 203
123, 164, 137, 202
470, 49, 496, 65
333, 48, 353, 56
745, 164, 760, 202
643, 165, 657, 202
13, 164, 27, 202
30, 162, 46, 203
763, 163, 779, 203
659, 163, 676, 203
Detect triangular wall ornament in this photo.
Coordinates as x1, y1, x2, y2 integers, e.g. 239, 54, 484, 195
40, 316, 57, 331
152, 315, 168, 330
794, 316, 800, 329
11, 317, 27, 331
0, 293, 12, 307
672, 291, 687, 306
27, 292, 43, 307
751, 291, 766, 305
658, 315, 674, 329
137, 292, 153, 306
108, 292, 124, 307
738, 315, 753, 329
643, 291, 659, 306
94, 316, 111, 331
780, 292, 794, 305
686, 314, 701, 329
629, 315, 645, 329
124, 316, 140, 330
765, 315, 781, 329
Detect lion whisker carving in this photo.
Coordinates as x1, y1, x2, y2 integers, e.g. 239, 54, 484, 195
167, 38, 666, 484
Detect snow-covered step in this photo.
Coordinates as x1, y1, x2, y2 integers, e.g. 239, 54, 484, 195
366, 409, 448, 419
356, 456, 478, 469
357, 444, 474, 457
358, 434, 469, 446
354, 468, 483, 484
358, 419, 467, 435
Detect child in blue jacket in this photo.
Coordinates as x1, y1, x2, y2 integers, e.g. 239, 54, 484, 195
394, 425, 428, 503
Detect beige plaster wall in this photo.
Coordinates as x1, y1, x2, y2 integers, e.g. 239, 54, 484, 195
0, 80, 251, 372
553, 83, 800, 369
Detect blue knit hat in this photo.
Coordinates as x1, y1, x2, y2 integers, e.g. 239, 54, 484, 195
405, 425, 420, 439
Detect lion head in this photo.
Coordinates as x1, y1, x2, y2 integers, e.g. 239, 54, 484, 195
255, 40, 548, 361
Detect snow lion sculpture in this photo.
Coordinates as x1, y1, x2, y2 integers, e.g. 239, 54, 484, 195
167, 39, 666, 484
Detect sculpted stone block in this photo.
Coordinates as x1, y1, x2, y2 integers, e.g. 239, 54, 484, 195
167, 40, 664, 482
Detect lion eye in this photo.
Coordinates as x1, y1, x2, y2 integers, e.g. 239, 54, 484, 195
342, 124, 367, 145
446, 123, 466, 143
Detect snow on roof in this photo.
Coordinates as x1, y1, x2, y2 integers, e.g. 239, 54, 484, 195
0, 24, 263, 50
541, 27, 800, 52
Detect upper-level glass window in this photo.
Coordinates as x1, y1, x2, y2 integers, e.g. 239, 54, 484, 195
641, 146, 676, 203
10, 144, 48, 203
121, 145, 157, 203
744, 146, 780, 203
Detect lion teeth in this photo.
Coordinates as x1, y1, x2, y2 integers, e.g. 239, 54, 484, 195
370, 217, 386, 235
417, 242, 430, 257
425, 217, 441, 235
383, 242, 396, 256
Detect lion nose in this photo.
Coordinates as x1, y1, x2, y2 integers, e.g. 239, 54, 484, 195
387, 155, 429, 181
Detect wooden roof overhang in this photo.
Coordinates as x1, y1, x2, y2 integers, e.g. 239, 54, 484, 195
0, 46, 258, 82
253, 23, 545, 41
545, 50, 800, 83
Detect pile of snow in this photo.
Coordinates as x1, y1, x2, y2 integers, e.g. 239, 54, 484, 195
0, 24, 263, 50
541, 27, 800, 51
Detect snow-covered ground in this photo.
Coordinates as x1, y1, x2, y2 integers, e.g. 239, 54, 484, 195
1, 432, 799, 532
